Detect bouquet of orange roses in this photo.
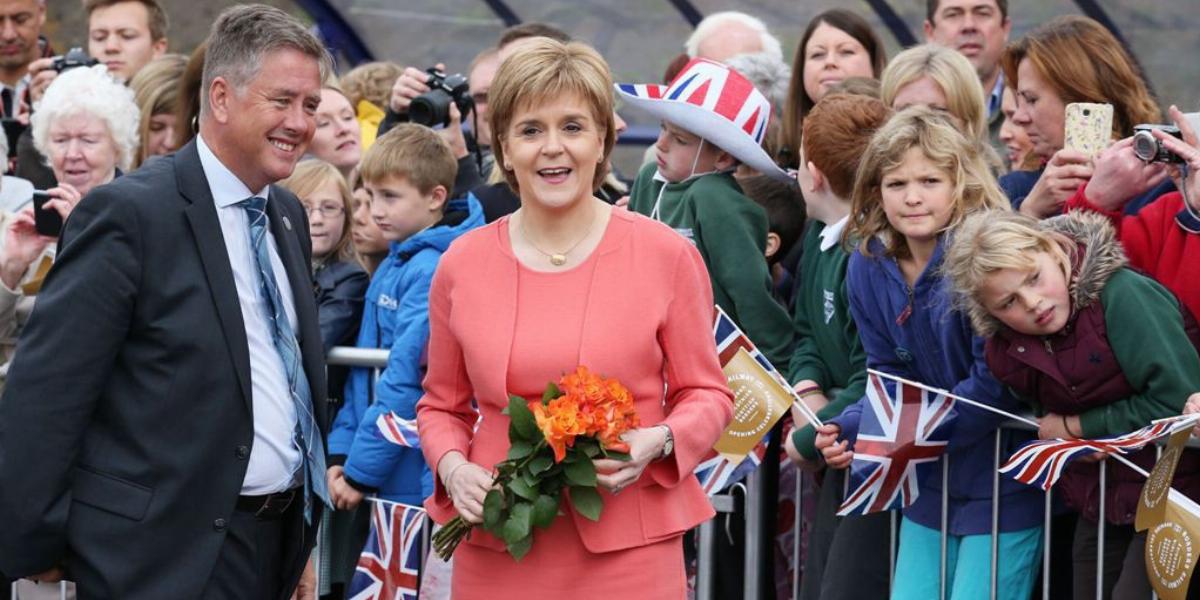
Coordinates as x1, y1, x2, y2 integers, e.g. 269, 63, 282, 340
431, 366, 640, 560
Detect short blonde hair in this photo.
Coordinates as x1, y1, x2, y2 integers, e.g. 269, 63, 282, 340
845, 106, 1010, 258
942, 211, 1071, 336
881, 44, 988, 145
359, 123, 457, 196
279, 159, 356, 263
339, 61, 402, 109
488, 38, 615, 194
130, 53, 186, 168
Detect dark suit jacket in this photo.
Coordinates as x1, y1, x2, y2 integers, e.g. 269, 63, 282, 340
0, 140, 327, 599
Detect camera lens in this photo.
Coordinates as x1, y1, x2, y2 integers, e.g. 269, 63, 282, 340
1131, 130, 1158, 162
410, 89, 452, 127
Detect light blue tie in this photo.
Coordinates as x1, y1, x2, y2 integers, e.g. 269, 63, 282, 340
238, 196, 330, 522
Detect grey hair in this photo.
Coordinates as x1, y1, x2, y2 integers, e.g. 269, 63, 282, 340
32, 65, 140, 172
200, 4, 331, 117
724, 52, 792, 108
685, 11, 783, 62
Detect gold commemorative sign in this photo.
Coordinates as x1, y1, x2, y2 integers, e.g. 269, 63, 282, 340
714, 348, 791, 465
1146, 494, 1200, 600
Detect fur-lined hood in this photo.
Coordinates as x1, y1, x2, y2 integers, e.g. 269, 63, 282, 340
1040, 211, 1128, 311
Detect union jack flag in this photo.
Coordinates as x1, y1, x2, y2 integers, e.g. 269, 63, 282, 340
1000, 416, 1192, 491
348, 500, 425, 600
377, 411, 420, 448
837, 372, 956, 516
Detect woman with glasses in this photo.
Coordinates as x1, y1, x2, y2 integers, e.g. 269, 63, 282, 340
280, 158, 369, 353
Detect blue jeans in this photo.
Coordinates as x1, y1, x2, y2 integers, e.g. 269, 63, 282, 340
891, 516, 1042, 600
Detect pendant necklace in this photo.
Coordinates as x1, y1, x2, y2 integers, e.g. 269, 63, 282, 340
519, 205, 597, 266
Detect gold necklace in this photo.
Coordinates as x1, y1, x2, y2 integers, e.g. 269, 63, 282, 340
518, 206, 597, 266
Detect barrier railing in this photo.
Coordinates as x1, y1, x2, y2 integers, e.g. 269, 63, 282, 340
766, 420, 1198, 600
11, 348, 1187, 600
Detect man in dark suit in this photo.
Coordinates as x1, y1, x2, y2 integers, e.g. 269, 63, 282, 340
0, 5, 332, 599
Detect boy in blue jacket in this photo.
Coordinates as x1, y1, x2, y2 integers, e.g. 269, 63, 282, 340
327, 124, 484, 508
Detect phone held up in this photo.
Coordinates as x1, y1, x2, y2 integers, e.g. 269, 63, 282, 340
1063, 102, 1114, 159
32, 190, 62, 237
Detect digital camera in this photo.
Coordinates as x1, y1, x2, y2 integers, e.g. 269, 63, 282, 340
51, 47, 100, 73
1132, 124, 1185, 164
409, 68, 472, 128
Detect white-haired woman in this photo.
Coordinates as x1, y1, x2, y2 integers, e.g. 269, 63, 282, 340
0, 65, 138, 381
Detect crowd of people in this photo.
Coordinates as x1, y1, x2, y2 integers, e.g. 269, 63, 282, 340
0, 1, 1198, 599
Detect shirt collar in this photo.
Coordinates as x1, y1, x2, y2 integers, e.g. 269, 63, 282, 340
987, 71, 1005, 120
818, 215, 849, 252
196, 134, 270, 208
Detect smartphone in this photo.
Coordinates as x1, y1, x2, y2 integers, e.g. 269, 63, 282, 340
1064, 102, 1113, 158
32, 190, 62, 237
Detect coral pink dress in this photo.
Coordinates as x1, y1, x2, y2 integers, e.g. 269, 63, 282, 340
417, 209, 732, 599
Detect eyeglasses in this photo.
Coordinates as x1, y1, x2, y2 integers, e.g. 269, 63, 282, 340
302, 203, 345, 219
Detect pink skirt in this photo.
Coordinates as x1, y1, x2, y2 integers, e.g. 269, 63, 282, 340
450, 511, 685, 600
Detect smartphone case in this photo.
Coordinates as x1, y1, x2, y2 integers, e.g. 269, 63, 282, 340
1064, 103, 1113, 158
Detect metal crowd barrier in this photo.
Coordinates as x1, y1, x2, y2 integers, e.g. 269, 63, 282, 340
754, 421, 1200, 600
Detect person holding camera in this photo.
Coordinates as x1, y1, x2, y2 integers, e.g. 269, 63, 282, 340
1064, 103, 1200, 323
0, 63, 135, 382
999, 16, 1168, 219
379, 62, 483, 195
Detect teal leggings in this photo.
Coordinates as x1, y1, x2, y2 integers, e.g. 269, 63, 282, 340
891, 517, 1042, 600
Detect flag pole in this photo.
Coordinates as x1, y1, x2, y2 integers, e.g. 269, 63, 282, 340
867, 369, 1039, 428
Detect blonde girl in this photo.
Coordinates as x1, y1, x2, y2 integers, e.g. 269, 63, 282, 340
816, 106, 1042, 600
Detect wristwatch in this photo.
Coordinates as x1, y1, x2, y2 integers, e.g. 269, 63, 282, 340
659, 425, 674, 459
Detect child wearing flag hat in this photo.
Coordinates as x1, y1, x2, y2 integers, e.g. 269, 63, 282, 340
617, 58, 794, 369
944, 209, 1200, 598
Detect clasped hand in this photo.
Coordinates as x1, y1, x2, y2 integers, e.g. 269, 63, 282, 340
812, 423, 852, 469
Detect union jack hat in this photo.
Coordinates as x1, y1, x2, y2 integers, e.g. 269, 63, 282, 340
616, 58, 788, 181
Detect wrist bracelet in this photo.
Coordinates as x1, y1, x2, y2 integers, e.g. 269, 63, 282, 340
796, 385, 822, 399
1062, 414, 1080, 439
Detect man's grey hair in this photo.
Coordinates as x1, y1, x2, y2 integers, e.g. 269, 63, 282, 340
200, 4, 331, 116
724, 52, 792, 108
685, 11, 783, 63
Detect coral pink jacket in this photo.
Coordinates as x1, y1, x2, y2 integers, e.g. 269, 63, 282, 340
417, 209, 733, 554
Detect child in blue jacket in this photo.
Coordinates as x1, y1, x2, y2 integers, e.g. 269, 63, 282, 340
815, 107, 1044, 600
327, 124, 484, 508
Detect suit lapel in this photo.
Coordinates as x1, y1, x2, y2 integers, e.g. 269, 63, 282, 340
264, 190, 328, 428
177, 141, 254, 413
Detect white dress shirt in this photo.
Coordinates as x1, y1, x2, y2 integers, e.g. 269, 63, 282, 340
818, 215, 850, 252
197, 135, 302, 494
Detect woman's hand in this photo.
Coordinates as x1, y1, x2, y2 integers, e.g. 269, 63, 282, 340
1083, 137, 1169, 211
389, 64, 440, 114
438, 451, 493, 524
42, 183, 83, 222
1, 208, 51, 290
1038, 412, 1082, 440
1155, 105, 1200, 213
1020, 149, 1093, 218
814, 423, 852, 469
326, 465, 365, 510
594, 425, 669, 494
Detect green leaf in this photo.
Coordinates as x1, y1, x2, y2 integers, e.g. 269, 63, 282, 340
528, 454, 553, 475
531, 493, 560, 528
602, 450, 632, 462
542, 382, 562, 404
500, 502, 533, 544
482, 489, 505, 531
564, 458, 597, 487
570, 485, 603, 521
507, 533, 534, 561
507, 440, 533, 461
507, 395, 539, 441
508, 477, 539, 501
